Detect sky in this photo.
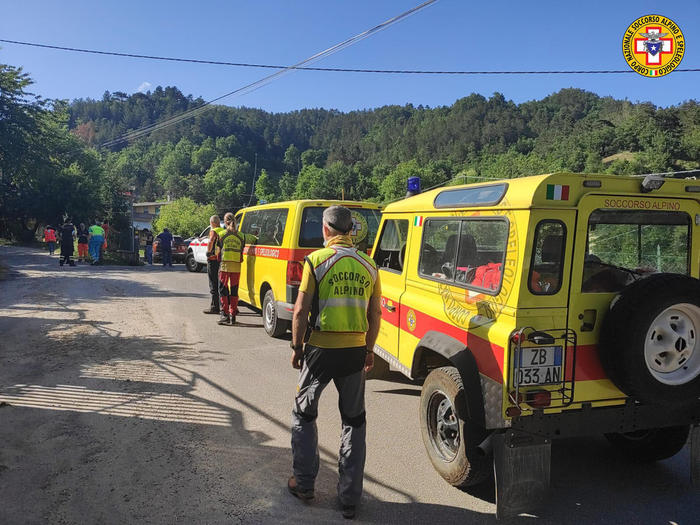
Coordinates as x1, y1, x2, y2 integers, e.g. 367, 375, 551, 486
1, 0, 698, 113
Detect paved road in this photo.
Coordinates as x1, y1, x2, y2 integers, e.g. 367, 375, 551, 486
0, 246, 696, 524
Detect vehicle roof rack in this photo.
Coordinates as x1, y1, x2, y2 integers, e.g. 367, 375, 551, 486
631, 169, 700, 179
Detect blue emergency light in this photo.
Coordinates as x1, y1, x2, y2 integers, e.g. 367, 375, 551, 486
407, 176, 421, 197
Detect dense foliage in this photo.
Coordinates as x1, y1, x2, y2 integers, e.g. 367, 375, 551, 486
69, 86, 700, 210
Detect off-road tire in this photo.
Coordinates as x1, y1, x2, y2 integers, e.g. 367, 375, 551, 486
419, 366, 490, 488
599, 273, 700, 406
263, 289, 289, 338
604, 425, 690, 461
185, 253, 203, 272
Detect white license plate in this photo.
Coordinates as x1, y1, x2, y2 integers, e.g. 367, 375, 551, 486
516, 346, 563, 386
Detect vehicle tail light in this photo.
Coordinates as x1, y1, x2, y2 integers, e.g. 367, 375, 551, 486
287, 261, 304, 286
525, 390, 552, 409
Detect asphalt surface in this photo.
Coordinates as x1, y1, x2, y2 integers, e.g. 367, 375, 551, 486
0, 245, 696, 524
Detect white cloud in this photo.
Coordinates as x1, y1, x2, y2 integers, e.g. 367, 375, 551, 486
136, 81, 152, 94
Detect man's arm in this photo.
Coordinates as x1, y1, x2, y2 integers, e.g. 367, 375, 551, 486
364, 295, 382, 372
206, 229, 217, 256
291, 290, 313, 369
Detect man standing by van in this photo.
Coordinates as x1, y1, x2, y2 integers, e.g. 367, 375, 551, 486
88, 220, 105, 265
288, 205, 381, 520
203, 215, 225, 315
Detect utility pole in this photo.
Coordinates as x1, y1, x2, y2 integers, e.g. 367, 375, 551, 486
246, 153, 258, 207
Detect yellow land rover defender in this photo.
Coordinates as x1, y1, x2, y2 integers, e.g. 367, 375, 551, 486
370, 172, 700, 517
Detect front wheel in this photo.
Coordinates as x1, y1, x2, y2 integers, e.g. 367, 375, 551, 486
420, 366, 490, 488
263, 289, 289, 338
185, 253, 202, 272
604, 425, 690, 461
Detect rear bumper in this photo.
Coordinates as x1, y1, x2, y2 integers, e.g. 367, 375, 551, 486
512, 399, 700, 439
276, 301, 295, 321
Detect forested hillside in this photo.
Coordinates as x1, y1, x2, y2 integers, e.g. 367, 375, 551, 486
2, 57, 699, 241
69, 86, 700, 207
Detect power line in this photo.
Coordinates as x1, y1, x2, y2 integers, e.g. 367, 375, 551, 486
3, 37, 699, 76
99, 0, 439, 148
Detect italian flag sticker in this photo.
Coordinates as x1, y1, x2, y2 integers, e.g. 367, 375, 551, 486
546, 184, 569, 201
649, 70, 658, 77
414, 215, 424, 226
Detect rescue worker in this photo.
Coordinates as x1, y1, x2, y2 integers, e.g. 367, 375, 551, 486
203, 215, 225, 315
43, 226, 57, 255
59, 219, 76, 267
216, 212, 256, 326
288, 205, 381, 520
76, 223, 89, 263
88, 220, 105, 265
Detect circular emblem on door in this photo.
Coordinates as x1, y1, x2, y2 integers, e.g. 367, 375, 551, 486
622, 15, 684, 77
407, 309, 417, 332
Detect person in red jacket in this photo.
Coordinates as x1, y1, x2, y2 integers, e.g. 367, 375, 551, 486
43, 226, 57, 255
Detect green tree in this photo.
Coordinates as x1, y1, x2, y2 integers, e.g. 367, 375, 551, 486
203, 157, 251, 211
152, 197, 216, 238
254, 169, 277, 203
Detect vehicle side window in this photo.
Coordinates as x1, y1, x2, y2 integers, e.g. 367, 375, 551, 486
199, 226, 211, 238
373, 219, 409, 273
255, 209, 288, 246
419, 219, 461, 281
240, 211, 261, 237
419, 218, 509, 294
529, 221, 565, 295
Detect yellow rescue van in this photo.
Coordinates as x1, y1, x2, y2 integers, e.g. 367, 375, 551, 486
234, 200, 381, 337
369, 172, 700, 517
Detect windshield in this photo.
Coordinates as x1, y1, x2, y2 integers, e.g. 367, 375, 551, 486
298, 206, 381, 252
582, 210, 690, 293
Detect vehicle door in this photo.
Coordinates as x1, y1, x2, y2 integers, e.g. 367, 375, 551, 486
372, 216, 410, 365
566, 194, 699, 400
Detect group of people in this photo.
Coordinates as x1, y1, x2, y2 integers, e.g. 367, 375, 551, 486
43, 220, 109, 266
202, 213, 256, 325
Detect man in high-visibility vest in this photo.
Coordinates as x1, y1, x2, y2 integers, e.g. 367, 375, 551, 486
203, 215, 226, 314
88, 220, 105, 265
288, 205, 381, 520
217, 212, 256, 326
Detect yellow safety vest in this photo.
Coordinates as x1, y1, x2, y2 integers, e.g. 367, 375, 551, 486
306, 243, 377, 334
219, 231, 246, 263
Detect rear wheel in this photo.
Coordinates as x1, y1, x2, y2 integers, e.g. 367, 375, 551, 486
263, 289, 289, 338
604, 425, 690, 461
420, 366, 490, 488
185, 253, 202, 272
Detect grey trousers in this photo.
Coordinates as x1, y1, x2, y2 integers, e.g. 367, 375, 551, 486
291, 350, 366, 506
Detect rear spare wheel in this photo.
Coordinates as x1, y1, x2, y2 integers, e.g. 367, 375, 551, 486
599, 274, 700, 406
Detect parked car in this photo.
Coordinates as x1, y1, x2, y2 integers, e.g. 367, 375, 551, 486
153, 235, 188, 264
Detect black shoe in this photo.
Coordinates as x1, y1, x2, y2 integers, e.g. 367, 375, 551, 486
217, 316, 229, 326
341, 505, 356, 519
229, 316, 236, 326
287, 476, 314, 501
203, 308, 220, 315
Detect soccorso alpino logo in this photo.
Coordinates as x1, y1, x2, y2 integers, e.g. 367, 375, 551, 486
622, 14, 684, 77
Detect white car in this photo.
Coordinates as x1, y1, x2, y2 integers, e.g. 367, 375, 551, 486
185, 224, 224, 272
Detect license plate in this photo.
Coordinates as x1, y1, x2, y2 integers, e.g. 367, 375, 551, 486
515, 346, 563, 386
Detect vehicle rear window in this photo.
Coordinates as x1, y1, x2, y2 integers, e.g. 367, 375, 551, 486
374, 219, 409, 272
298, 206, 381, 252
582, 210, 690, 293
240, 208, 288, 246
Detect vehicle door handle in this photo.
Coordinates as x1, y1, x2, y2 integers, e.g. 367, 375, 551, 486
578, 309, 597, 332
384, 304, 396, 312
